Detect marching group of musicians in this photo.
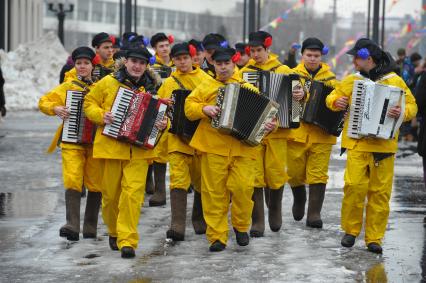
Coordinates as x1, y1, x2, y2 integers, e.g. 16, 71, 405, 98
38, 29, 417, 258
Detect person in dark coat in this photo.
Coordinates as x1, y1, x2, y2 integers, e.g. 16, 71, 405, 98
59, 56, 74, 83
0, 65, 5, 117
415, 71, 426, 219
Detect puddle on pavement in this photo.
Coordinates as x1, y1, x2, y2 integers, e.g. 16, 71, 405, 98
0, 191, 58, 219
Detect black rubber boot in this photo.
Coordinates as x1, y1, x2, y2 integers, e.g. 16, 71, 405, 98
145, 165, 154, 195
59, 189, 81, 241
149, 162, 167, 206
121, 246, 135, 258
291, 185, 306, 221
306, 183, 326, 228
166, 189, 187, 241
191, 190, 206, 234
264, 187, 270, 208
109, 236, 119, 251
82, 191, 102, 238
234, 228, 249, 246
341, 234, 356, 247
250, 187, 265, 237
268, 187, 284, 232
367, 242, 383, 254
209, 241, 226, 252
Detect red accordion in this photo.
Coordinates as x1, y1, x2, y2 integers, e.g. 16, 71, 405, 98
102, 87, 167, 149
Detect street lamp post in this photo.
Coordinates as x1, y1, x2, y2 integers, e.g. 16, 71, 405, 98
48, 2, 74, 45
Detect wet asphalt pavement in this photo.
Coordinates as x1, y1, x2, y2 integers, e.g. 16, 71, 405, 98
0, 111, 425, 283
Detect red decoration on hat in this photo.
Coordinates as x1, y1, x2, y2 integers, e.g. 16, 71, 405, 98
168, 35, 175, 44
92, 54, 101, 65
232, 52, 241, 63
245, 46, 251, 55
264, 36, 272, 48
109, 35, 116, 45
189, 44, 197, 57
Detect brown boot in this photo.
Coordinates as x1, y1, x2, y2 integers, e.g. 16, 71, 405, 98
250, 187, 265, 237
59, 189, 81, 241
291, 185, 306, 221
191, 190, 206, 234
166, 189, 187, 241
82, 191, 102, 238
268, 187, 283, 232
145, 164, 154, 195
306, 183, 326, 228
149, 162, 167, 206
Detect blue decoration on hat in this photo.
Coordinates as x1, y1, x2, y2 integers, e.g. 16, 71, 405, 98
220, 40, 229, 48
149, 56, 156, 65
357, 48, 370, 60
143, 37, 150, 47
322, 46, 329, 55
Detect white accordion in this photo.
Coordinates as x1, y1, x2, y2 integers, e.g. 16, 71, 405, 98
348, 80, 405, 140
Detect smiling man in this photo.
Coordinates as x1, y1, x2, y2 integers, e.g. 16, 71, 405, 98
84, 47, 167, 259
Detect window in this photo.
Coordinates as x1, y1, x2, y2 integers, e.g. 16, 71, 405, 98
143, 7, 153, 27
176, 11, 186, 30
167, 10, 176, 29
77, 0, 89, 21
187, 13, 197, 32
156, 9, 165, 29
105, 2, 117, 24
92, 0, 103, 22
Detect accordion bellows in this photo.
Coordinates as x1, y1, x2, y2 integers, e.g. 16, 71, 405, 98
168, 89, 200, 143
212, 83, 279, 146
302, 81, 346, 137
102, 87, 167, 149
348, 80, 405, 140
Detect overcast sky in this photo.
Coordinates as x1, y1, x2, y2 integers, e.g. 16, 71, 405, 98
312, 0, 421, 18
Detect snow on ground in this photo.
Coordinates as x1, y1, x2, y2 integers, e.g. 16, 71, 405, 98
0, 32, 68, 111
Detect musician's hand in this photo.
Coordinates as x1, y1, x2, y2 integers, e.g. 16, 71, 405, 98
156, 116, 168, 130
388, 106, 401, 119
292, 87, 305, 101
203, 105, 220, 118
163, 98, 173, 106
334, 96, 349, 110
103, 112, 114, 125
53, 106, 70, 120
265, 118, 277, 134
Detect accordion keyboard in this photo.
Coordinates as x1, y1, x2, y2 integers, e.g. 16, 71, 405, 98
63, 90, 84, 143
103, 87, 134, 138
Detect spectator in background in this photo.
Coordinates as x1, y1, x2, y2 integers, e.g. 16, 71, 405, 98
395, 48, 406, 75
284, 43, 300, 69
0, 64, 6, 117
415, 70, 426, 222
411, 52, 424, 89
59, 56, 74, 84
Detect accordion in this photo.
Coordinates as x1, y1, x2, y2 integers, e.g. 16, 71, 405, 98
348, 80, 405, 140
62, 90, 95, 144
102, 87, 168, 148
168, 89, 200, 143
212, 83, 279, 146
259, 72, 303, 128
302, 81, 345, 136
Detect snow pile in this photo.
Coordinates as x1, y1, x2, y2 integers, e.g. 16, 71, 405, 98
0, 32, 69, 110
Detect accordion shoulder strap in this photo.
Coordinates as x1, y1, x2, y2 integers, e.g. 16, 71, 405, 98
70, 80, 89, 92
268, 64, 282, 72
377, 73, 397, 82
171, 75, 187, 90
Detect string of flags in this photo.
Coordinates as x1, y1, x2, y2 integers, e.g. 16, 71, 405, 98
260, 0, 306, 31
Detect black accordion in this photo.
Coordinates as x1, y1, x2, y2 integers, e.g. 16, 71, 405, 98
211, 83, 279, 146
168, 89, 200, 143
259, 72, 303, 129
62, 90, 96, 144
302, 80, 345, 136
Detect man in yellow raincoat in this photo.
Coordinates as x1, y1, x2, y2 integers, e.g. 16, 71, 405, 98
157, 42, 211, 241
39, 47, 102, 241
64, 32, 115, 82
84, 47, 167, 258
288, 38, 339, 228
148, 32, 175, 206
185, 47, 277, 252
326, 38, 417, 254
239, 31, 301, 237
200, 33, 228, 78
